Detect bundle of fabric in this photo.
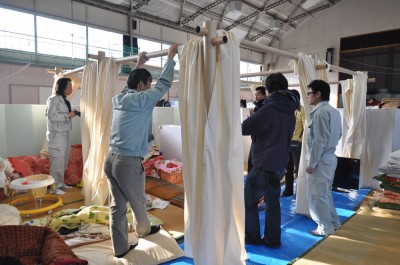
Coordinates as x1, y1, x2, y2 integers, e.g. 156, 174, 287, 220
379, 98, 400, 109
142, 145, 164, 177
0, 225, 87, 265
374, 149, 400, 210
48, 205, 134, 233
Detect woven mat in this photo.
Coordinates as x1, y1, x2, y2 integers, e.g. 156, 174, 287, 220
293, 205, 400, 265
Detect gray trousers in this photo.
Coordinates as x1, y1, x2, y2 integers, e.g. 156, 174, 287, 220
104, 152, 151, 256
47, 131, 70, 188
306, 158, 341, 235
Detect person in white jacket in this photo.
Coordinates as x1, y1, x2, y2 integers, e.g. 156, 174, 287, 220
305, 80, 342, 236
45, 78, 78, 194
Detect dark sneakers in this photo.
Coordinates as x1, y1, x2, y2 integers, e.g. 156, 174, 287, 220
281, 190, 293, 197
148, 225, 161, 236
115, 243, 138, 258
115, 225, 161, 258
264, 240, 281, 249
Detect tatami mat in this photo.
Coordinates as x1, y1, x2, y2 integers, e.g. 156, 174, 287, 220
293, 206, 400, 265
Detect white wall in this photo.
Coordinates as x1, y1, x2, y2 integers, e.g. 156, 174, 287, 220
0, 104, 81, 158
277, 0, 400, 78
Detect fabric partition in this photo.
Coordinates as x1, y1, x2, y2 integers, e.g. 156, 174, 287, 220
81, 58, 119, 206
178, 31, 246, 265
290, 53, 317, 216
340, 72, 368, 187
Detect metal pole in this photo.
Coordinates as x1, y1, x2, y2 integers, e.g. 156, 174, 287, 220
240, 39, 298, 60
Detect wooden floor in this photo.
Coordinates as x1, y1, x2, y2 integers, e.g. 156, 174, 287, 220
1, 187, 184, 238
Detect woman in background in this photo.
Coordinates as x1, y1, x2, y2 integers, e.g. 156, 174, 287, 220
45, 77, 78, 194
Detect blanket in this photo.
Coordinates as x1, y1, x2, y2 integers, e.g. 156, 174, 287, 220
0, 225, 87, 265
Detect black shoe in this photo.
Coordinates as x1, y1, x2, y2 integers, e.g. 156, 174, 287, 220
281, 190, 293, 197
264, 241, 281, 249
245, 236, 263, 245
148, 225, 161, 236
115, 243, 138, 258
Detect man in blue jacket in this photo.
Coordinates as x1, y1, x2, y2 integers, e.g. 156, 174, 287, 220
242, 73, 298, 248
306, 80, 342, 237
104, 45, 178, 258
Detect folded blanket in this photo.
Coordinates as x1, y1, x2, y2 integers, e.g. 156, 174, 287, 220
388, 149, 400, 166
0, 225, 87, 265
381, 190, 400, 205
378, 165, 400, 176
48, 205, 134, 232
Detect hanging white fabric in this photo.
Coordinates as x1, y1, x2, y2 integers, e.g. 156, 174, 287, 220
81, 58, 119, 206
340, 72, 368, 187
290, 53, 330, 216
179, 31, 246, 265
340, 72, 367, 159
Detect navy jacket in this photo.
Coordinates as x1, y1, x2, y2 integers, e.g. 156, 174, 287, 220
242, 90, 299, 172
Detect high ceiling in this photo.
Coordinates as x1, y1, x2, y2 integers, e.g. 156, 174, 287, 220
76, 0, 343, 46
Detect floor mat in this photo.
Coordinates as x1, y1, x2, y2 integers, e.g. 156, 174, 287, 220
162, 188, 370, 265
293, 206, 400, 265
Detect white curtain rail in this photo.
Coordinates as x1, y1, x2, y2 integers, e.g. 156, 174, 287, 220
240, 78, 376, 90
63, 49, 170, 76
240, 64, 327, 78
63, 34, 357, 77
240, 39, 358, 76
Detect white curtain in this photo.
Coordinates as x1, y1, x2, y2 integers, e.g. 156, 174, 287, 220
340, 72, 367, 158
81, 58, 119, 206
179, 32, 246, 265
340, 72, 368, 187
290, 53, 327, 216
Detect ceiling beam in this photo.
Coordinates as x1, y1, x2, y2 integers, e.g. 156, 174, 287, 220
286, 0, 313, 19
180, 0, 226, 25
268, 0, 307, 46
225, 11, 259, 31
244, 0, 270, 40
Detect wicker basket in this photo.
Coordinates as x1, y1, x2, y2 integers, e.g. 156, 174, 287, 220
159, 169, 183, 184
26, 174, 53, 197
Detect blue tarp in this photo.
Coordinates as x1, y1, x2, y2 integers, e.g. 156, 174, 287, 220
162, 187, 370, 265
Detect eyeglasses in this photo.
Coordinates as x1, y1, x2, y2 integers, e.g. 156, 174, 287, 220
307, 92, 315, 96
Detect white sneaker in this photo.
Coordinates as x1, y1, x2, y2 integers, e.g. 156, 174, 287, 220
50, 188, 65, 195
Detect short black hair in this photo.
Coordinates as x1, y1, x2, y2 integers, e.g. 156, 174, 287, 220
127, 68, 152, 90
255, 86, 266, 96
307, 79, 330, 101
265, 73, 288, 93
291, 89, 300, 101
55, 78, 72, 96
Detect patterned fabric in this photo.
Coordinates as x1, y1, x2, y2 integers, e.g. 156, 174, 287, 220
8, 155, 50, 177
7, 144, 83, 186
48, 205, 134, 232
0, 225, 87, 265
64, 144, 83, 186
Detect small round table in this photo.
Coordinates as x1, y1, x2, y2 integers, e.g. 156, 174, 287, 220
10, 174, 63, 217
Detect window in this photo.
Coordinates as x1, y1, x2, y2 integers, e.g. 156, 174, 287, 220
88, 27, 123, 58
37, 16, 86, 59
138, 39, 162, 67
240, 61, 263, 83
0, 8, 35, 52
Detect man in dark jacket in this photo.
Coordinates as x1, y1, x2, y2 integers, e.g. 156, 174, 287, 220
247, 86, 266, 174
242, 73, 299, 248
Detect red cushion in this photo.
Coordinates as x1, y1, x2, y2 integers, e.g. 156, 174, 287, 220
8, 155, 50, 177
64, 144, 83, 186
8, 144, 83, 186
